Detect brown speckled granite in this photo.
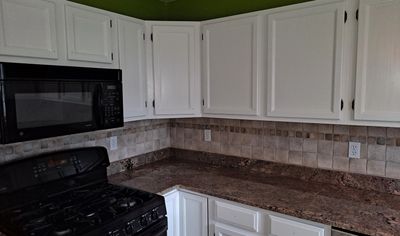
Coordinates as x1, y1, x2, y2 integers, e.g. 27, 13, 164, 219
109, 154, 400, 236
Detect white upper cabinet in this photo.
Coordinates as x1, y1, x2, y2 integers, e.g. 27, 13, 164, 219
202, 16, 260, 116
65, 5, 115, 64
118, 17, 147, 121
0, 0, 58, 59
354, 0, 400, 122
179, 191, 208, 236
266, 1, 345, 120
151, 23, 201, 116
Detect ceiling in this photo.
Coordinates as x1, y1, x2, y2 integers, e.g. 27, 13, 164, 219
69, 0, 313, 21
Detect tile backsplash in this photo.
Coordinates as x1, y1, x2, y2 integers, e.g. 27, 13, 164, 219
2, 117, 400, 180
170, 118, 400, 179
0, 119, 170, 165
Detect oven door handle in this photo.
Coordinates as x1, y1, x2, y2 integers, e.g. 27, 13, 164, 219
135, 218, 168, 236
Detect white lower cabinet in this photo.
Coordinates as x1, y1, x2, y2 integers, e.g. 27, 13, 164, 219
163, 189, 330, 236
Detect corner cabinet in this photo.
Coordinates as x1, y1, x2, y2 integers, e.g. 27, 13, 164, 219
266, 1, 346, 120
150, 22, 201, 116
118, 17, 147, 121
202, 16, 260, 116
354, 0, 400, 122
65, 4, 117, 64
0, 0, 58, 59
163, 189, 330, 236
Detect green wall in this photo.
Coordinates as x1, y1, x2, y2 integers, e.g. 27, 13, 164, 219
69, 0, 312, 21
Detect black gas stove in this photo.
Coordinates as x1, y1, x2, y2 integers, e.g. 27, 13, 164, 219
0, 147, 167, 236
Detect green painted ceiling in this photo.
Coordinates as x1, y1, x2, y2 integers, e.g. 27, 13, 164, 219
69, 0, 313, 21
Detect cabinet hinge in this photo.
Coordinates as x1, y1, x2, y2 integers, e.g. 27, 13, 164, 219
341, 99, 344, 111
145, 101, 148, 108
111, 53, 114, 61
356, 9, 359, 21
344, 11, 348, 23
151, 33, 153, 42
352, 99, 355, 110
152, 100, 155, 108
110, 20, 113, 28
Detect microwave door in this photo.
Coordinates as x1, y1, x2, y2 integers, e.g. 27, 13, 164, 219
3, 80, 99, 143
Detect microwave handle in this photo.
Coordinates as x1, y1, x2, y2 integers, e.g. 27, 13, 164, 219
93, 84, 104, 127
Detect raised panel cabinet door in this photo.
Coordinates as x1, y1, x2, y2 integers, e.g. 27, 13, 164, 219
164, 191, 180, 236
0, 0, 58, 59
266, 1, 345, 119
268, 215, 326, 236
213, 224, 251, 236
180, 192, 208, 236
152, 25, 199, 115
354, 0, 400, 121
65, 5, 113, 63
118, 18, 147, 121
203, 16, 259, 115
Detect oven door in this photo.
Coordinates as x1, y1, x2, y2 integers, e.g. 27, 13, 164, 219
1, 79, 103, 143
135, 217, 168, 236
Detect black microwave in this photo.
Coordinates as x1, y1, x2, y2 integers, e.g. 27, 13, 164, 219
0, 62, 123, 144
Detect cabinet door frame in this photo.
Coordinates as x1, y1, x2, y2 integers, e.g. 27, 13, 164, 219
266, 1, 346, 120
202, 16, 260, 116
354, 0, 400, 122
151, 23, 201, 116
0, 0, 58, 59
117, 16, 147, 121
180, 191, 208, 236
65, 5, 114, 64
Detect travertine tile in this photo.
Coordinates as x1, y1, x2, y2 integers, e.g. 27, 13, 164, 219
303, 139, 318, 153
367, 160, 386, 177
318, 140, 333, 155
368, 127, 386, 137
386, 162, 400, 179
333, 142, 348, 157
275, 150, 289, 163
334, 125, 349, 135
317, 154, 332, 169
319, 124, 333, 133
367, 144, 386, 161
240, 145, 252, 158
289, 151, 302, 165
387, 128, 400, 138
349, 159, 367, 174
349, 126, 367, 136
276, 137, 289, 150
333, 157, 349, 172
252, 146, 263, 160
386, 146, 400, 163
263, 147, 275, 161
289, 137, 303, 151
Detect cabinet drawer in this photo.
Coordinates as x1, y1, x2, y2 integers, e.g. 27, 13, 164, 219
213, 200, 259, 232
269, 215, 326, 236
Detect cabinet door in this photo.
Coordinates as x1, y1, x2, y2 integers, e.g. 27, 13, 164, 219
180, 192, 208, 236
354, 0, 400, 121
152, 25, 200, 115
268, 215, 327, 236
164, 191, 180, 236
202, 16, 259, 115
118, 18, 147, 121
65, 5, 114, 63
213, 224, 252, 236
0, 0, 58, 59
266, 2, 345, 119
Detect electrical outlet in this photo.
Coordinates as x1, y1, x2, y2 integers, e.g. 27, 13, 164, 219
204, 129, 212, 142
348, 142, 361, 159
110, 136, 118, 151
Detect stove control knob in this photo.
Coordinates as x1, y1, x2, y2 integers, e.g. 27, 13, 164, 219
140, 216, 147, 227
151, 211, 158, 220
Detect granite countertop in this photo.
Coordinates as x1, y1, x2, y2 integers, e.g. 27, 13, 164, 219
109, 157, 400, 236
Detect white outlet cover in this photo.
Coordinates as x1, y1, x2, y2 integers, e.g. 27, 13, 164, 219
348, 142, 361, 159
110, 136, 118, 151
204, 129, 212, 142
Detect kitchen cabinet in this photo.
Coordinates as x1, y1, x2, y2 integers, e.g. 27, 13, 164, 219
180, 191, 208, 236
202, 16, 260, 116
164, 189, 330, 236
354, 0, 400, 122
150, 22, 201, 116
266, 1, 346, 120
65, 4, 116, 64
0, 0, 58, 59
117, 16, 147, 121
